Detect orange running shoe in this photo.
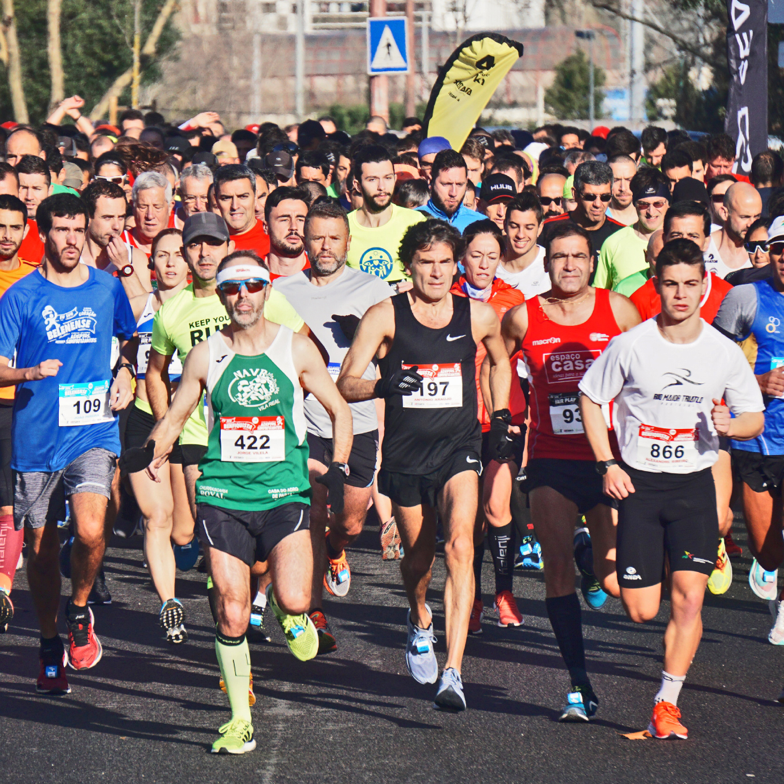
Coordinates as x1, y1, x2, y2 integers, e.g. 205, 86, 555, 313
494, 590, 524, 627
219, 671, 256, 706
468, 599, 483, 635
66, 605, 103, 670
724, 533, 742, 559
648, 701, 688, 739
310, 609, 337, 654
324, 547, 351, 597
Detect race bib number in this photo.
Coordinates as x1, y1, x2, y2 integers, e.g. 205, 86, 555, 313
220, 416, 285, 462
402, 363, 462, 409
327, 362, 341, 382
549, 392, 583, 435
137, 333, 152, 375
637, 424, 698, 470
59, 381, 113, 427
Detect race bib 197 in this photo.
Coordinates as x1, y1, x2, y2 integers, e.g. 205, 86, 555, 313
220, 416, 285, 462
402, 363, 462, 409
58, 381, 113, 427
637, 424, 698, 470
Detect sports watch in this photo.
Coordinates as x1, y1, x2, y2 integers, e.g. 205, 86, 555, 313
595, 459, 619, 476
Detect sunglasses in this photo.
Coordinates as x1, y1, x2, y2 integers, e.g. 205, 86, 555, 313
710, 194, 726, 203
273, 142, 299, 155
768, 241, 784, 255
745, 240, 769, 253
540, 196, 563, 207
579, 192, 612, 203
637, 199, 669, 210
217, 278, 268, 295
96, 174, 128, 185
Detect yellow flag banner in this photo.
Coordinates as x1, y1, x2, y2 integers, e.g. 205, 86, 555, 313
422, 33, 524, 151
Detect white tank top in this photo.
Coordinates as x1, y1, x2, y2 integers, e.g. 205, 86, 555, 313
704, 235, 751, 279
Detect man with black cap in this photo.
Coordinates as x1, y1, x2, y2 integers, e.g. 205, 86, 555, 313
478, 174, 517, 233
594, 168, 671, 292
264, 150, 296, 187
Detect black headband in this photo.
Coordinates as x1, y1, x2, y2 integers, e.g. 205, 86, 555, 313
633, 182, 671, 203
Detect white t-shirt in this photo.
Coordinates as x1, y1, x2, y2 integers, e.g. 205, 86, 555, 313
496, 246, 549, 299
274, 265, 391, 438
704, 234, 751, 279
578, 319, 764, 473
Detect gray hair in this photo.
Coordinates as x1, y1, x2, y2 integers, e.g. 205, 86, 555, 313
180, 163, 214, 187
564, 150, 595, 168
574, 160, 613, 191
132, 170, 172, 205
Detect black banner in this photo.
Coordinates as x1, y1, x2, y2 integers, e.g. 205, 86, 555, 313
725, 0, 768, 175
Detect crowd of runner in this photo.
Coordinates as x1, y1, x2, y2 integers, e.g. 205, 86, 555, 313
0, 100, 783, 751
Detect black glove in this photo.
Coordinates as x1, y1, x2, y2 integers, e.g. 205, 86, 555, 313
332, 313, 360, 342
119, 440, 156, 476
316, 462, 347, 516
374, 365, 423, 398
488, 410, 515, 463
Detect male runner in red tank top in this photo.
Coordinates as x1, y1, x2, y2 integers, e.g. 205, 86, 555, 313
502, 221, 640, 721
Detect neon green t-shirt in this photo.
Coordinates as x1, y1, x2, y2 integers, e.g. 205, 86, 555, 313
151, 284, 304, 445
614, 269, 649, 297
347, 205, 425, 282
593, 225, 650, 290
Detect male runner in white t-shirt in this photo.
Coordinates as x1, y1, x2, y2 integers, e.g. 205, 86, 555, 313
579, 238, 764, 739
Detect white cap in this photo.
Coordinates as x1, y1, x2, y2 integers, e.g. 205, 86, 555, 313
523, 142, 549, 162
769, 215, 784, 242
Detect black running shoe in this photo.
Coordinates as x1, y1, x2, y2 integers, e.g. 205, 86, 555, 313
247, 603, 271, 643
87, 570, 112, 606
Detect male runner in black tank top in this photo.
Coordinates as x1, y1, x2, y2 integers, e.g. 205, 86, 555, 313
338, 219, 513, 711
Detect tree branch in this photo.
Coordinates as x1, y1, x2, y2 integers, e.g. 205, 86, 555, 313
588, 0, 725, 71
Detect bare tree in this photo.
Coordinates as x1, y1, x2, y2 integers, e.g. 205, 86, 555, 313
47, 0, 64, 110
0, 0, 29, 122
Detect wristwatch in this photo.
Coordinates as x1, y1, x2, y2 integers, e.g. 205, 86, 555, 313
595, 459, 619, 476
116, 361, 136, 379
332, 461, 350, 478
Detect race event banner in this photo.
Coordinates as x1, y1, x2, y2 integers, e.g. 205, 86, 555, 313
423, 33, 524, 151
725, 0, 767, 175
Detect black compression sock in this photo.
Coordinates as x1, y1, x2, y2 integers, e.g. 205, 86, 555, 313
473, 541, 485, 600
489, 522, 514, 595
546, 594, 589, 687
40, 634, 63, 654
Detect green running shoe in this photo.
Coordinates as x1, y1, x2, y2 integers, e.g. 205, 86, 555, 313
265, 584, 318, 662
211, 718, 256, 754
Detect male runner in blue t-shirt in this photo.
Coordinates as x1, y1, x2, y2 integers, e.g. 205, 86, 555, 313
0, 194, 137, 695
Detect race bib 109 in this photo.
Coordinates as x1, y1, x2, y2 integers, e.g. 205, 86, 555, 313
637, 424, 698, 470
220, 416, 285, 462
402, 363, 462, 409
59, 381, 113, 427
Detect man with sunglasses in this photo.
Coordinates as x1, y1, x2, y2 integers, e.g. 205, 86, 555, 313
706, 182, 762, 279
497, 193, 548, 297
594, 168, 670, 292
537, 173, 567, 219
123, 251, 352, 754
543, 161, 625, 270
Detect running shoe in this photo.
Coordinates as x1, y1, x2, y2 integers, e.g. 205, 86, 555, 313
749, 559, 779, 601
708, 539, 733, 596
768, 598, 784, 645
494, 590, 524, 627
405, 605, 438, 684
59, 536, 73, 580
558, 684, 598, 722
724, 532, 742, 559
580, 574, 608, 610
265, 584, 318, 662
66, 604, 103, 670
36, 647, 70, 696
648, 701, 688, 739
112, 487, 141, 538
248, 603, 271, 643
87, 570, 112, 606
310, 609, 337, 654
433, 668, 466, 712
160, 598, 188, 644
219, 671, 256, 707
0, 589, 13, 632
16, 547, 23, 570
468, 599, 483, 636
380, 517, 402, 561
173, 537, 201, 572
211, 718, 256, 755
324, 545, 351, 597
515, 535, 543, 570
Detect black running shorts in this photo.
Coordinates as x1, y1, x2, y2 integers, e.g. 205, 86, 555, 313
196, 502, 310, 566
124, 402, 184, 464
732, 449, 784, 495
616, 465, 718, 589
0, 404, 13, 508
307, 430, 378, 489
524, 458, 616, 515
378, 448, 482, 509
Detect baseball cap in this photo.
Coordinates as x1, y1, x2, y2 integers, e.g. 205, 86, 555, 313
62, 161, 83, 191
166, 136, 190, 154
768, 216, 784, 243
671, 177, 709, 206
245, 123, 260, 135
523, 142, 549, 162
212, 139, 239, 161
182, 212, 230, 246
480, 173, 517, 204
592, 126, 611, 139
418, 136, 452, 160
511, 130, 534, 150
191, 151, 218, 168
264, 150, 295, 180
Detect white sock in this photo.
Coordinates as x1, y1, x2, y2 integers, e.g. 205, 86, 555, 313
253, 590, 267, 609
654, 671, 685, 706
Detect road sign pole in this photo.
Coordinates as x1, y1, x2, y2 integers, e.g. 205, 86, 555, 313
405, 0, 416, 117
369, 0, 389, 124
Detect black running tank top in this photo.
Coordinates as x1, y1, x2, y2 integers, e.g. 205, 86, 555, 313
379, 293, 481, 474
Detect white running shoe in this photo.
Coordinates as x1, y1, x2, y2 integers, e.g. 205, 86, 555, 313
768, 598, 784, 645
749, 559, 778, 601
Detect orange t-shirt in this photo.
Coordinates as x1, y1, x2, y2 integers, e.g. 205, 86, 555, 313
629, 272, 732, 324
230, 219, 270, 259
18, 219, 44, 265
0, 258, 38, 401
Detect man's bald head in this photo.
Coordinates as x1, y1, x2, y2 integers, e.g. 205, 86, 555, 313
647, 228, 664, 274
723, 182, 762, 242
6, 129, 44, 168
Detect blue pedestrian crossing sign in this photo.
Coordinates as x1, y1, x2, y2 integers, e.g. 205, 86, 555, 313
367, 17, 410, 75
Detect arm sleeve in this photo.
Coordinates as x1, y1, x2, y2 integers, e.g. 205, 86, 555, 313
151, 308, 176, 357
265, 289, 305, 331
723, 341, 765, 414
712, 284, 758, 341
577, 335, 628, 404
113, 281, 138, 340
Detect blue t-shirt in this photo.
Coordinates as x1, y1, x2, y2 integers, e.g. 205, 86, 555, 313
417, 199, 485, 233
0, 267, 137, 472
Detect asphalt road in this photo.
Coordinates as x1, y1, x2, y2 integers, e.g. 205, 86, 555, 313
1, 519, 782, 784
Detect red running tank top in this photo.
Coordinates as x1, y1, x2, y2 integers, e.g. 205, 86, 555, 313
522, 287, 621, 461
